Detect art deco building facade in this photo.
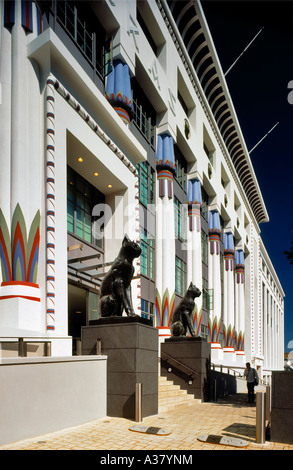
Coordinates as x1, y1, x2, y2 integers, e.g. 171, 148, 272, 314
0, 0, 284, 381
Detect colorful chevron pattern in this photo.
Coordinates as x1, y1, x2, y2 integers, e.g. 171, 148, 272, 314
234, 330, 244, 351
208, 315, 221, 343
155, 288, 175, 327
223, 324, 235, 348
0, 205, 40, 285
192, 306, 202, 336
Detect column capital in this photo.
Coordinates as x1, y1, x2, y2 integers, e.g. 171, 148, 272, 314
105, 60, 133, 125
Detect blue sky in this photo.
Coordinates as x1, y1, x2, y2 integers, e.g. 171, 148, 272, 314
201, 0, 293, 352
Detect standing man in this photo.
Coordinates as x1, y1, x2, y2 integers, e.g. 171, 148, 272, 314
244, 362, 259, 403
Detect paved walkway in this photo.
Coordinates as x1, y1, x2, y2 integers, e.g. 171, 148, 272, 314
0, 394, 292, 451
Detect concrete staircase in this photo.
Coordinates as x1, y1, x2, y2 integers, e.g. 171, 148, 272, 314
158, 375, 201, 413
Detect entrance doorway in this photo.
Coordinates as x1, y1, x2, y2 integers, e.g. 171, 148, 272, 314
68, 283, 100, 354
68, 284, 87, 355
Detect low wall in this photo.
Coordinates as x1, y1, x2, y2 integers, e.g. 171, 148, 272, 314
0, 355, 107, 446
271, 371, 293, 444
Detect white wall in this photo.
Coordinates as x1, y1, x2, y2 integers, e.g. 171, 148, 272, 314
0, 355, 107, 446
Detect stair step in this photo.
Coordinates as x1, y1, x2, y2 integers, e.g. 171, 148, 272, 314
159, 386, 189, 396
159, 393, 194, 405
159, 382, 181, 391
158, 375, 200, 413
158, 396, 197, 413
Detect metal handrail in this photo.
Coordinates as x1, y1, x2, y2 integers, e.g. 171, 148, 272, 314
161, 351, 199, 381
211, 363, 270, 386
0, 338, 51, 357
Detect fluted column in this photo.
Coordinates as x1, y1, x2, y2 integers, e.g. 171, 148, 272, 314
105, 59, 133, 126
186, 178, 202, 335
235, 249, 246, 363
155, 134, 176, 340
223, 232, 236, 360
208, 209, 222, 358
0, 1, 42, 331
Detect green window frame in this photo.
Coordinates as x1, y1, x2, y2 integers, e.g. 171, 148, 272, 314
174, 146, 187, 192
67, 166, 105, 249
137, 161, 155, 207
140, 229, 155, 279
202, 277, 209, 311
174, 197, 187, 241
201, 230, 208, 265
175, 256, 186, 296
141, 298, 155, 325
201, 187, 209, 221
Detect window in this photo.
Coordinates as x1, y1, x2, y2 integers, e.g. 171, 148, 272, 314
202, 279, 213, 312
67, 167, 105, 248
141, 299, 155, 325
174, 197, 187, 241
201, 187, 209, 221
201, 230, 208, 265
178, 90, 188, 116
203, 126, 215, 165
56, 1, 112, 78
208, 289, 214, 310
202, 278, 209, 311
200, 324, 208, 341
175, 256, 186, 296
140, 229, 155, 279
137, 9, 157, 55
174, 145, 187, 192
132, 79, 156, 147
137, 161, 155, 206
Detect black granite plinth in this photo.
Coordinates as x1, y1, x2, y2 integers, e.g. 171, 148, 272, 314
271, 371, 293, 444
89, 314, 152, 326
82, 317, 158, 419
161, 337, 211, 402
165, 335, 203, 342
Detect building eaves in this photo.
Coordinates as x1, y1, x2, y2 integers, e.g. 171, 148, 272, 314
161, 0, 269, 226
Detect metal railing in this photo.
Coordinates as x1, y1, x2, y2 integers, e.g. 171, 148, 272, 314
55, 1, 112, 79
0, 338, 51, 357
211, 362, 270, 387
132, 98, 156, 148
161, 351, 198, 385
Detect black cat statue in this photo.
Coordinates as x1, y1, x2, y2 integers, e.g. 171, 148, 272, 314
170, 282, 201, 337
99, 235, 141, 317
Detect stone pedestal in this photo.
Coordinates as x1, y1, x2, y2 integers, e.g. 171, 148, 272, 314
271, 371, 293, 444
81, 316, 158, 420
160, 336, 211, 402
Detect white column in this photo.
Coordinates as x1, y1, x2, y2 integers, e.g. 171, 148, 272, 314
223, 232, 236, 361
0, 0, 41, 331
263, 284, 268, 368
155, 134, 176, 342
187, 178, 202, 335
208, 210, 222, 360
235, 249, 246, 364
0, 1, 12, 230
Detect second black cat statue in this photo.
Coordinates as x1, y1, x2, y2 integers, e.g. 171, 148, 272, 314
170, 282, 201, 337
99, 235, 141, 317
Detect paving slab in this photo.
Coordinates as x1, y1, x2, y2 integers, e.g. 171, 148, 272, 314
1, 394, 293, 451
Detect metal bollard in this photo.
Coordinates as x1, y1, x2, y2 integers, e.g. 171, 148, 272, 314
135, 383, 142, 422
256, 391, 266, 443
265, 385, 271, 421
18, 338, 26, 357
96, 340, 102, 355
